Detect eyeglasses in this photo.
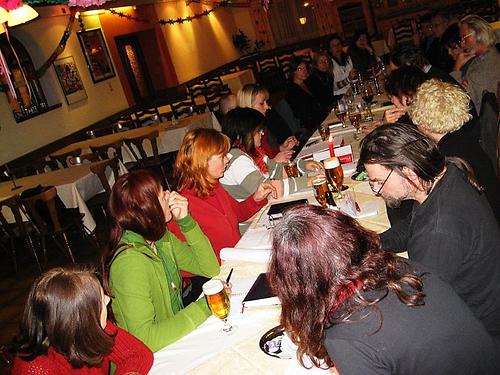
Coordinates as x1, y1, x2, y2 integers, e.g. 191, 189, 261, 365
460, 32, 474, 43
369, 169, 393, 196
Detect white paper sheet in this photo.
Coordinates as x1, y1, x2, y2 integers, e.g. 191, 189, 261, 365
220, 248, 271, 263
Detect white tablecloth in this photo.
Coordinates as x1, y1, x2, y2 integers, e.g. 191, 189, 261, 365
0, 160, 127, 231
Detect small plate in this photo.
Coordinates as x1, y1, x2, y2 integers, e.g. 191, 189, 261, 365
259, 325, 292, 359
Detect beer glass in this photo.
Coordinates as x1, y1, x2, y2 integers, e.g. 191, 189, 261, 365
348, 104, 362, 140
284, 160, 300, 177
312, 177, 329, 207
319, 124, 330, 141
203, 279, 232, 333
324, 157, 344, 199
334, 102, 348, 128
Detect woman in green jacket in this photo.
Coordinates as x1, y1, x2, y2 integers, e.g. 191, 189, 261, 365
102, 170, 220, 352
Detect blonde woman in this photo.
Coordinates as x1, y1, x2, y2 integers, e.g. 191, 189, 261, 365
237, 83, 298, 158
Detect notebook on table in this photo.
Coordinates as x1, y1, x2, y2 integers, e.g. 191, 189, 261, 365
242, 273, 280, 310
267, 199, 309, 220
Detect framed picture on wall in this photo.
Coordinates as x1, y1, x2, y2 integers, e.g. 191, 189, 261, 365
77, 28, 116, 83
53, 56, 88, 105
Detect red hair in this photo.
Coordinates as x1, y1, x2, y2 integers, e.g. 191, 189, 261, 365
174, 128, 231, 197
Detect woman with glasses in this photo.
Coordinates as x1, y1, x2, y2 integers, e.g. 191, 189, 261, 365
306, 51, 336, 114
269, 205, 500, 374
221, 107, 321, 200
10, 267, 153, 374
101, 170, 220, 352
441, 23, 476, 83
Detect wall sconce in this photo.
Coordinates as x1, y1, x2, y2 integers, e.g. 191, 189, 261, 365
303, 2, 310, 6
299, 17, 307, 25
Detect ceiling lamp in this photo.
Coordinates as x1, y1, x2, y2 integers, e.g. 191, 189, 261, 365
0, 7, 8, 23
7, 4, 38, 27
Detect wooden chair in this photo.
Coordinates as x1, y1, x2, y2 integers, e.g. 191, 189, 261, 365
256, 56, 285, 93
187, 81, 208, 100
90, 140, 125, 162
89, 157, 120, 197
87, 157, 120, 217
0, 195, 42, 273
171, 99, 199, 119
68, 153, 99, 167
204, 91, 223, 113
22, 187, 99, 264
277, 53, 294, 78
124, 130, 171, 188
203, 76, 224, 91
31, 159, 59, 174
134, 106, 162, 126
50, 148, 82, 168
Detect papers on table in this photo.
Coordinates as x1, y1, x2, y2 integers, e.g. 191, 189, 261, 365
220, 247, 271, 263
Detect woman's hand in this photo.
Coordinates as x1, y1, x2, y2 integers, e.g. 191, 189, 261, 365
279, 136, 299, 152
169, 191, 189, 220
383, 108, 406, 123
454, 51, 475, 72
304, 160, 324, 172
253, 182, 278, 202
273, 150, 294, 163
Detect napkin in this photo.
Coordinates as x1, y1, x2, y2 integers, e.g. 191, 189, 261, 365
220, 248, 271, 263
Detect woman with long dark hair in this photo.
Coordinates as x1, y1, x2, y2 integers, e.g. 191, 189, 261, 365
101, 170, 219, 352
220, 107, 321, 200
328, 34, 356, 96
348, 31, 379, 78
10, 267, 153, 374
285, 56, 326, 130
269, 205, 500, 374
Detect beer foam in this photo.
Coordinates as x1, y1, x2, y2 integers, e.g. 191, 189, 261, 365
324, 157, 340, 169
313, 177, 326, 185
202, 279, 224, 295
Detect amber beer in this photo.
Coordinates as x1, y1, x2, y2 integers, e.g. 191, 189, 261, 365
313, 177, 329, 207
324, 157, 344, 197
203, 279, 230, 320
349, 111, 362, 130
284, 160, 300, 177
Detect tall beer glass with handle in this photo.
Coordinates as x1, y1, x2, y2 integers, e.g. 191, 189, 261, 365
203, 279, 232, 333
324, 156, 344, 199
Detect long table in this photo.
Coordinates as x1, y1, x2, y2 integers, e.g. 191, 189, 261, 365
0, 160, 127, 231
150, 122, 392, 374
52, 112, 221, 164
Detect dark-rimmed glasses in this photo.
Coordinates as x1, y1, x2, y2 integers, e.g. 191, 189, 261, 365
369, 169, 393, 196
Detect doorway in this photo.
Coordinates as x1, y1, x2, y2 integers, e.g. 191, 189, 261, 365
115, 34, 155, 103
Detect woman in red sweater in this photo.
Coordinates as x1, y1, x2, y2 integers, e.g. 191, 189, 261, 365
169, 128, 276, 264
10, 267, 153, 374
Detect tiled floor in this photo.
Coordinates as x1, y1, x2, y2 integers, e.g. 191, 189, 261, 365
0, 219, 105, 375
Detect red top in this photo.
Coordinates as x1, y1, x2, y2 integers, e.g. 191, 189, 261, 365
168, 183, 267, 263
11, 321, 153, 375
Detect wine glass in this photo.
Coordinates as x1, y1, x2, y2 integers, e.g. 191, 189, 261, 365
203, 279, 232, 333
334, 102, 348, 128
361, 83, 374, 106
348, 104, 362, 140
323, 157, 344, 199
319, 124, 330, 141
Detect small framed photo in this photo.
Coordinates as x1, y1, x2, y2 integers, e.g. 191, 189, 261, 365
53, 56, 87, 105
77, 28, 116, 83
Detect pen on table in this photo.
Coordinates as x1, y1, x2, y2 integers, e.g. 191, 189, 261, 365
226, 268, 234, 283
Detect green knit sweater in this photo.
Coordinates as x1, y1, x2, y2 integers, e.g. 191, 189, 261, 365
109, 215, 220, 352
